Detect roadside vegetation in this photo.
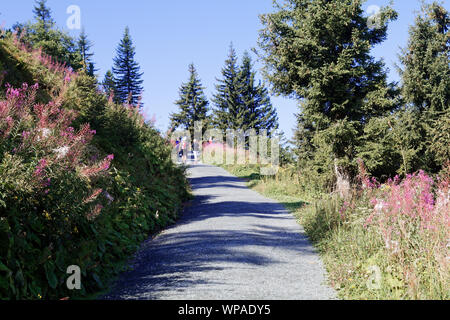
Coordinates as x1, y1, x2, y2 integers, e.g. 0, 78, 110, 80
221, 0, 450, 300
0, 27, 189, 300
223, 163, 449, 300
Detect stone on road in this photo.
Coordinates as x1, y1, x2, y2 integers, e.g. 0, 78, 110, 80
103, 164, 336, 300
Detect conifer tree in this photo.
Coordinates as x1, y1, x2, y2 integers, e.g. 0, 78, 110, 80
258, 0, 398, 177
102, 70, 115, 95
238, 52, 279, 135
77, 29, 96, 76
398, 2, 449, 169
33, 0, 54, 32
112, 27, 144, 106
212, 44, 244, 132
170, 63, 209, 139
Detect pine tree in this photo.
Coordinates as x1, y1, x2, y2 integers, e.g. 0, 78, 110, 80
212, 44, 244, 132
400, 2, 449, 113
398, 2, 449, 170
102, 70, 115, 95
238, 52, 279, 135
33, 0, 54, 32
112, 27, 144, 106
355, 3, 449, 177
258, 0, 398, 177
88, 63, 96, 77
170, 63, 209, 139
77, 29, 96, 76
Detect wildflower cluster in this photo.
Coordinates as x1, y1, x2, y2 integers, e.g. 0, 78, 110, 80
349, 160, 450, 298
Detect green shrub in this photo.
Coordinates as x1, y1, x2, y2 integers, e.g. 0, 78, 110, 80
0, 34, 189, 300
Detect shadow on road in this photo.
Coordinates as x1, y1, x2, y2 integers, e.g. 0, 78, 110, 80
102, 165, 322, 300
103, 192, 315, 300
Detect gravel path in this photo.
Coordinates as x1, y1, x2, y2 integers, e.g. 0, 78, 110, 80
103, 164, 336, 300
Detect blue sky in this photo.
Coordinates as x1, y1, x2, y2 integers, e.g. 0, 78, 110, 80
2, 1, 449, 139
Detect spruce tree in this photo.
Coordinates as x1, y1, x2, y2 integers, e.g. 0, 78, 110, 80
77, 29, 96, 76
33, 0, 54, 32
212, 44, 244, 132
112, 27, 144, 106
258, 0, 398, 177
238, 52, 279, 135
400, 2, 449, 113
102, 70, 115, 95
398, 2, 449, 170
170, 63, 209, 139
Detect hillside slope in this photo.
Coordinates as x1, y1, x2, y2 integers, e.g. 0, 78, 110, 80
0, 32, 190, 300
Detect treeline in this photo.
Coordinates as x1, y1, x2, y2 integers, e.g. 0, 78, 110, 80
170, 45, 279, 139
0, 0, 189, 299
257, 0, 449, 186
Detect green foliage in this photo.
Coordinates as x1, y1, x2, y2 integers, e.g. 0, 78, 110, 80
225, 163, 450, 300
213, 45, 279, 136
18, 1, 83, 71
358, 2, 449, 178
77, 29, 96, 76
102, 70, 115, 95
112, 27, 144, 106
33, 0, 53, 32
238, 52, 279, 135
0, 34, 189, 300
64, 73, 107, 130
399, 2, 449, 113
170, 63, 210, 138
429, 109, 450, 164
258, 0, 398, 182
397, 2, 450, 171
213, 44, 242, 132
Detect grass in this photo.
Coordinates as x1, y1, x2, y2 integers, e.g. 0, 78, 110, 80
221, 164, 449, 300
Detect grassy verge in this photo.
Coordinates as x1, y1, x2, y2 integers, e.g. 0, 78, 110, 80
221, 164, 449, 300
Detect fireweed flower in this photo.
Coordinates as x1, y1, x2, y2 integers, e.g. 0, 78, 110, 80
84, 189, 103, 204
22, 131, 31, 139
34, 159, 47, 176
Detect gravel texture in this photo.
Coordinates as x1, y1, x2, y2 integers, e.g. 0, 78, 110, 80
102, 164, 336, 300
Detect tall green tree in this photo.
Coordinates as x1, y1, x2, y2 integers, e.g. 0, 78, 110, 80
257, 0, 398, 177
170, 63, 209, 139
112, 27, 144, 107
77, 29, 96, 76
212, 44, 244, 132
33, 0, 54, 32
238, 52, 279, 135
398, 2, 449, 170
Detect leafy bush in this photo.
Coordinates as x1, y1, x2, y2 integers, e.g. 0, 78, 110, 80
0, 33, 189, 300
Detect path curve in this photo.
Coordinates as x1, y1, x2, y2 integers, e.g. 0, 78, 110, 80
103, 164, 336, 300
